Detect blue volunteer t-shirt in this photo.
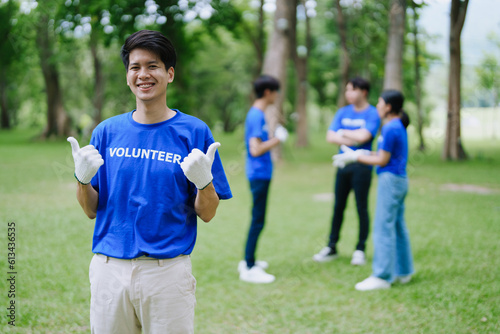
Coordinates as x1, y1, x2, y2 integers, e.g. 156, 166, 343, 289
329, 104, 380, 153
376, 118, 408, 176
245, 106, 272, 180
89, 110, 232, 259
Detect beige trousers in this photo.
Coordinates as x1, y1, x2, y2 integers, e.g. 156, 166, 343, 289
89, 253, 196, 334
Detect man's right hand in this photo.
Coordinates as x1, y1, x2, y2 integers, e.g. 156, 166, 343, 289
67, 137, 104, 185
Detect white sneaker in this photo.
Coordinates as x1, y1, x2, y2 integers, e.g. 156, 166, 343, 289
395, 275, 412, 284
350, 250, 366, 266
237, 260, 269, 273
312, 247, 338, 262
239, 266, 275, 284
355, 276, 391, 291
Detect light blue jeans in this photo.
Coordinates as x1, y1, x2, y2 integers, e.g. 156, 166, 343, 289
372, 172, 414, 283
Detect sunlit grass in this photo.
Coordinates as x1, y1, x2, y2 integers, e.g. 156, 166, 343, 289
0, 128, 499, 333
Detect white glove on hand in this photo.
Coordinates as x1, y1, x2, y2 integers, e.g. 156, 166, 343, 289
274, 125, 289, 142
67, 137, 104, 184
332, 145, 370, 168
180, 142, 221, 190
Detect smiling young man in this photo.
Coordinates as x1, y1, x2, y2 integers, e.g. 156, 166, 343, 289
67, 30, 232, 334
313, 77, 380, 266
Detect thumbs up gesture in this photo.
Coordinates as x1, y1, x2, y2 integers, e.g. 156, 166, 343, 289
67, 137, 104, 185
180, 142, 220, 190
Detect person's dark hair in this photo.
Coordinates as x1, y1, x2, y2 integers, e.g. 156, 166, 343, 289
380, 90, 410, 129
348, 77, 370, 93
120, 30, 176, 71
400, 111, 410, 129
253, 75, 280, 98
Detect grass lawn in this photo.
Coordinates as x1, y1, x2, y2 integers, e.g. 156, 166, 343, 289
0, 128, 499, 333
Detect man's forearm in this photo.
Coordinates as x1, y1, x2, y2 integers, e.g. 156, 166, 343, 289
195, 182, 220, 223
340, 129, 373, 144
249, 137, 280, 157
326, 130, 358, 146
76, 183, 99, 219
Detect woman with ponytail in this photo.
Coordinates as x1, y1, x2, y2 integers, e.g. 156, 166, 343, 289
333, 90, 414, 291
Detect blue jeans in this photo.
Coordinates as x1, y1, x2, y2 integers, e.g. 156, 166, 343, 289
372, 172, 414, 283
245, 179, 271, 268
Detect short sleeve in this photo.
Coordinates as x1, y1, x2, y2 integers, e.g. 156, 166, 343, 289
247, 112, 264, 140
204, 135, 232, 200
365, 108, 381, 138
380, 127, 396, 154
328, 109, 344, 132
89, 127, 101, 191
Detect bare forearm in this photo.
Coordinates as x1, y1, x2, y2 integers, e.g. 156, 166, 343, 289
195, 182, 220, 222
326, 130, 357, 146
340, 129, 372, 144
357, 151, 390, 167
250, 137, 280, 157
76, 183, 99, 219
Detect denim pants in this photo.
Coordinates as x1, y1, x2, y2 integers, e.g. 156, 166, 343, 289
329, 163, 372, 252
245, 179, 271, 268
372, 172, 414, 283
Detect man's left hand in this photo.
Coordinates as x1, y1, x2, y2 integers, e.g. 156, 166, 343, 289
181, 142, 221, 189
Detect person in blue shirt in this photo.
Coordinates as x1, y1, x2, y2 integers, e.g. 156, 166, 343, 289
238, 75, 288, 284
333, 90, 414, 291
313, 77, 381, 266
67, 30, 232, 333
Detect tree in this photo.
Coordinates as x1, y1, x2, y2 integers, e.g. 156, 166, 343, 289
383, 0, 406, 91
262, 0, 296, 158
335, 0, 349, 109
410, 0, 425, 150
0, 0, 17, 129
291, 0, 313, 147
36, 2, 71, 138
476, 51, 500, 139
443, 0, 469, 160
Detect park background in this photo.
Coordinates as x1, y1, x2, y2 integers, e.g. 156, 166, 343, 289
0, 0, 499, 333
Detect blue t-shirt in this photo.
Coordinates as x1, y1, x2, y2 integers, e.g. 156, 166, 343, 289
89, 110, 232, 259
245, 106, 272, 180
329, 104, 380, 153
376, 118, 408, 176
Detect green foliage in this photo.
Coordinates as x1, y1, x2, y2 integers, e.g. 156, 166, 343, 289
0, 0, 444, 137
308, 0, 390, 107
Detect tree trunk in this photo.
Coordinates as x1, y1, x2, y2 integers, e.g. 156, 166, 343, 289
262, 0, 296, 159
411, 1, 425, 151
443, 0, 469, 160
292, 0, 310, 148
0, 72, 10, 129
336, 0, 349, 109
91, 27, 104, 127
36, 13, 70, 138
383, 0, 406, 91
256, 0, 265, 77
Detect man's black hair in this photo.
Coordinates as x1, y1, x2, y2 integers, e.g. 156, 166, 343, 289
253, 75, 280, 98
121, 30, 176, 70
348, 77, 370, 93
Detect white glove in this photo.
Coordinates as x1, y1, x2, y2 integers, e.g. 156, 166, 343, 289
180, 142, 221, 190
274, 125, 289, 142
67, 137, 104, 184
332, 145, 370, 168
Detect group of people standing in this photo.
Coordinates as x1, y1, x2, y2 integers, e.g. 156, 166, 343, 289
66, 29, 414, 333
240, 75, 414, 292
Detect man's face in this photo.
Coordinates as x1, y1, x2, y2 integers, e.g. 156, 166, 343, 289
345, 83, 366, 105
267, 89, 279, 104
126, 48, 174, 103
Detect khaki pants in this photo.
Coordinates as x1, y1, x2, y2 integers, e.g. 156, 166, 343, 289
89, 253, 196, 334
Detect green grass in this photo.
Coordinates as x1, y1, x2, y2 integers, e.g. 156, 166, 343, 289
1, 128, 499, 333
